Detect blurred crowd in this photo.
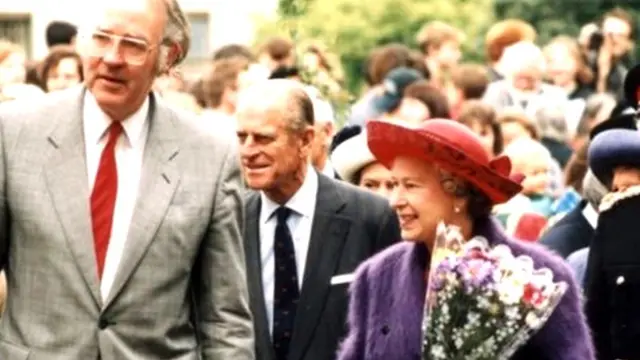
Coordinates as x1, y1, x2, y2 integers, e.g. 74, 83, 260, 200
1, 5, 639, 359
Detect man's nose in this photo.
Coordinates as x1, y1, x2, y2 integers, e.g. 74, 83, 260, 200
102, 42, 126, 64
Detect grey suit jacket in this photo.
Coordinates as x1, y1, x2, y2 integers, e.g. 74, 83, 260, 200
244, 174, 400, 360
0, 87, 255, 360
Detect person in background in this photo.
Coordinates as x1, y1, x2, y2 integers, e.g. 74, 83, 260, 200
535, 105, 573, 168
585, 128, 640, 359
301, 42, 344, 95
257, 36, 296, 73
213, 44, 255, 62
570, 92, 617, 151
449, 63, 490, 118
45, 20, 78, 49
236, 80, 400, 360
0, 40, 26, 89
590, 8, 634, 100
307, 90, 337, 177
483, 41, 568, 118
39, 45, 84, 92
456, 100, 503, 157
540, 114, 632, 258
201, 56, 251, 131
397, 80, 451, 124
494, 138, 555, 240
268, 65, 301, 81
496, 109, 539, 147
484, 19, 537, 81
372, 67, 424, 122
330, 125, 394, 199
544, 36, 594, 100
337, 119, 594, 360
347, 44, 428, 126
415, 21, 464, 104
0, 40, 43, 102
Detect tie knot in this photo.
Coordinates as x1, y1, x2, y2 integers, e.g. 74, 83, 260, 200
275, 207, 291, 224
107, 121, 124, 143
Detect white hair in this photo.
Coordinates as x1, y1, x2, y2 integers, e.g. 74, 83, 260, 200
503, 137, 552, 166
499, 41, 546, 77
158, 0, 191, 70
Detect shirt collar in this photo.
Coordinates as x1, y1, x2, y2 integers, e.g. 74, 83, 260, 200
582, 202, 598, 229
260, 165, 319, 223
321, 160, 335, 178
83, 90, 150, 148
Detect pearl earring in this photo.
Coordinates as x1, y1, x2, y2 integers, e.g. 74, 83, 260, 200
454, 207, 461, 214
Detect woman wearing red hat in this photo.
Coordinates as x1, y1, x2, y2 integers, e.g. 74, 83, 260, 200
336, 120, 594, 359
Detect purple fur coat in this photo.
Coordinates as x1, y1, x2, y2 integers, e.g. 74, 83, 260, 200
336, 217, 595, 360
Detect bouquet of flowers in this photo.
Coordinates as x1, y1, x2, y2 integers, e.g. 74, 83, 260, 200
421, 222, 568, 360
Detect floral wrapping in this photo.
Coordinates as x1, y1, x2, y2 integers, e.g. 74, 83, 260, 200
421, 222, 568, 360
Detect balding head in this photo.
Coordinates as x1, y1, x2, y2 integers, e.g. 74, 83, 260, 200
237, 79, 315, 134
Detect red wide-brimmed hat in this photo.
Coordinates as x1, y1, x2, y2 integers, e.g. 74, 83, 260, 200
367, 120, 523, 205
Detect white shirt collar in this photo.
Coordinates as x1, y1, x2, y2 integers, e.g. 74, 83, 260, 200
260, 165, 319, 223
320, 160, 335, 178
83, 90, 150, 148
582, 202, 598, 229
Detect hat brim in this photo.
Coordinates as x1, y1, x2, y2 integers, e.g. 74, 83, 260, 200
589, 129, 640, 186
330, 132, 377, 184
624, 64, 640, 109
367, 121, 522, 204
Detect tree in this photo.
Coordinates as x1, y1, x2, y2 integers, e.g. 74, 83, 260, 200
255, 0, 495, 94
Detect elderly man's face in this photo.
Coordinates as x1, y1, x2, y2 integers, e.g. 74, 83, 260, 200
81, 0, 167, 120
236, 94, 315, 201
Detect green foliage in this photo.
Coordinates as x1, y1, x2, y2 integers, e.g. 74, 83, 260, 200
255, 0, 495, 94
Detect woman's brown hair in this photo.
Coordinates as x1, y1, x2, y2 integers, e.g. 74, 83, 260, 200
39, 45, 83, 91
403, 80, 450, 119
496, 110, 539, 140
457, 100, 504, 155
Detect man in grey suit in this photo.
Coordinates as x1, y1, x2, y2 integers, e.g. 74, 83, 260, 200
235, 80, 400, 360
0, 0, 254, 359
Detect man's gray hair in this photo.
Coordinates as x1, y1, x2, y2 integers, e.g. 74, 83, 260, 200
582, 169, 608, 208
159, 0, 191, 68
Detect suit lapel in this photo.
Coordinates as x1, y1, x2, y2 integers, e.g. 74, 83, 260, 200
44, 87, 102, 308
103, 95, 181, 308
289, 175, 350, 360
244, 193, 276, 360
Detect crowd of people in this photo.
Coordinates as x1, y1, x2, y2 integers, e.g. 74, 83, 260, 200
0, 0, 639, 358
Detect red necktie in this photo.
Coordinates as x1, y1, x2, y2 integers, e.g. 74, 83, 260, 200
91, 122, 123, 280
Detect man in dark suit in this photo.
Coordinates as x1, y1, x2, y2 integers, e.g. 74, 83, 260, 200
539, 170, 604, 258
235, 79, 400, 360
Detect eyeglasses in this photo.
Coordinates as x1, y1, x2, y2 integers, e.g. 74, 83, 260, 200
84, 31, 158, 65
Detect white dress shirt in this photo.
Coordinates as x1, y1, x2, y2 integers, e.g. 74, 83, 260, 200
259, 166, 319, 335
83, 92, 149, 302
582, 202, 598, 229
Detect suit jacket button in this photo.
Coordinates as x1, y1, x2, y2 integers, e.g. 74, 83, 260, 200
381, 325, 390, 335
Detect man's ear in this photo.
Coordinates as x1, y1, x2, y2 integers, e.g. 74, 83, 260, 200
159, 43, 182, 74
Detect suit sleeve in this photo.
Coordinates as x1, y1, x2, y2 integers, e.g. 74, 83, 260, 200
336, 263, 370, 360
375, 205, 401, 251
197, 141, 255, 360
